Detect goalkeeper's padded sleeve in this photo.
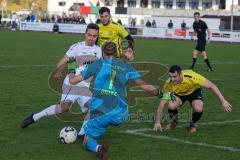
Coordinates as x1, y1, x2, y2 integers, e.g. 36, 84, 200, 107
67, 57, 77, 74
125, 35, 134, 50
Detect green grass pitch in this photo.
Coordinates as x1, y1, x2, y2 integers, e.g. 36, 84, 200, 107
0, 30, 239, 160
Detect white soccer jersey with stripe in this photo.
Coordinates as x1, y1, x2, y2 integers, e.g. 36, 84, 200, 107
64, 41, 102, 87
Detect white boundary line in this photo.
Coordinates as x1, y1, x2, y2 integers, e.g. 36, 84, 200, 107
122, 120, 240, 152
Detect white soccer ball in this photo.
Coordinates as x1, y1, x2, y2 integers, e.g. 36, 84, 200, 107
59, 126, 78, 144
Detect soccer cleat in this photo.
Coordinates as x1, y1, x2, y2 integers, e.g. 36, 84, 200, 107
165, 120, 177, 131
189, 122, 197, 133
97, 143, 109, 160
77, 134, 85, 140
21, 113, 35, 129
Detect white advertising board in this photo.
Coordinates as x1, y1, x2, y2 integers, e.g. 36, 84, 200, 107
19, 22, 87, 33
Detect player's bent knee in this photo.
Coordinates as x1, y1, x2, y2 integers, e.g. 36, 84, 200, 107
192, 100, 203, 112
193, 50, 198, 57
60, 102, 72, 112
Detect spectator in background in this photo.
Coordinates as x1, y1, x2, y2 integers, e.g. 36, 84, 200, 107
152, 19, 157, 28
117, 19, 122, 25
96, 18, 101, 24
145, 20, 151, 28
132, 18, 136, 27
26, 15, 30, 22
130, 18, 135, 27
11, 13, 17, 31
54, 15, 58, 23
51, 15, 54, 22
104, 0, 110, 6
181, 20, 186, 29
0, 14, 2, 24
80, 16, 86, 24
168, 19, 173, 29
30, 14, 35, 22
96, 0, 100, 6
52, 23, 59, 33
18, 14, 24, 22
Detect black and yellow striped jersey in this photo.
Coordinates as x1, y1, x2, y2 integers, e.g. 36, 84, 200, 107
98, 21, 129, 57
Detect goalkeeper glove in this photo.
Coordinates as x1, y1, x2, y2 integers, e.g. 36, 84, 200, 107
162, 92, 176, 101
67, 57, 77, 74
156, 89, 163, 99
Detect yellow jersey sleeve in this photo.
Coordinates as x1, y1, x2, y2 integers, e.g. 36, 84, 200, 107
162, 79, 173, 93
117, 24, 129, 38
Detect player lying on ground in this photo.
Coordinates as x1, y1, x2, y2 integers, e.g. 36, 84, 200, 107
153, 65, 232, 133
69, 41, 162, 160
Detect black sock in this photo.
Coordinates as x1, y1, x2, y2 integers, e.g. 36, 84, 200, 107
204, 58, 212, 69
190, 58, 197, 69
192, 112, 203, 124
168, 109, 178, 123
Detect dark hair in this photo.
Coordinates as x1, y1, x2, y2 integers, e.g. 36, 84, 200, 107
194, 12, 200, 16
99, 7, 110, 15
169, 65, 182, 73
102, 41, 116, 56
85, 23, 99, 33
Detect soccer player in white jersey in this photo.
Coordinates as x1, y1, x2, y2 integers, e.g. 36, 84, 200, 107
21, 23, 134, 138
21, 24, 102, 136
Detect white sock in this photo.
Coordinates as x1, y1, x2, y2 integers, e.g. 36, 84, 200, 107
33, 104, 61, 121
96, 145, 100, 152
78, 120, 88, 135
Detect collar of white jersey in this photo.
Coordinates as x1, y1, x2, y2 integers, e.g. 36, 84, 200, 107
83, 41, 96, 47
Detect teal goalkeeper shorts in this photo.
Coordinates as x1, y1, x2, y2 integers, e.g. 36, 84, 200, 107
84, 106, 128, 139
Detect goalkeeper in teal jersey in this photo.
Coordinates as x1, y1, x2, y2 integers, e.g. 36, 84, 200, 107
69, 41, 162, 160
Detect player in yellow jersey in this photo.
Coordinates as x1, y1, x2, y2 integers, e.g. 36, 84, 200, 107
98, 7, 134, 58
153, 65, 232, 133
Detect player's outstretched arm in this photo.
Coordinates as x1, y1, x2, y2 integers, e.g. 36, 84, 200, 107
203, 79, 232, 112
153, 99, 167, 132
124, 35, 134, 60
134, 79, 159, 96
153, 92, 176, 131
69, 73, 83, 85
54, 55, 69, 79
57, 55, 69, 68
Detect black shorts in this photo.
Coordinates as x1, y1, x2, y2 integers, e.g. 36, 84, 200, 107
175, 88, 204, 105
195, 39, 206, 52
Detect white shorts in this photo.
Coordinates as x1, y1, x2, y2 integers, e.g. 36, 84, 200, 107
61, 74, 92, 113
60, 94, 90, 113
